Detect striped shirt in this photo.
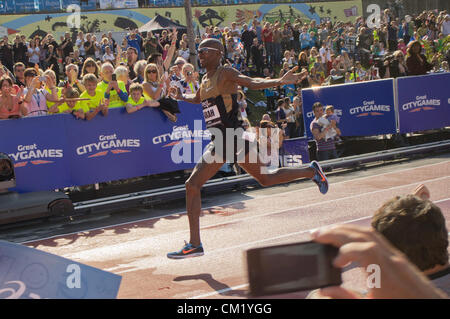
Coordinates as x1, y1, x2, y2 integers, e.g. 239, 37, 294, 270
310, 117, 336, 151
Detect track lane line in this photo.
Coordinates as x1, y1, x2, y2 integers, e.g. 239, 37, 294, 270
23, 175, 450, 246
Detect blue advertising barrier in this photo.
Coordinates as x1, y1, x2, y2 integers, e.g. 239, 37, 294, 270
0, 241, 121, 299
0, 114, 72, 192
0, 102, 210, 193
397, 73, 450, 134
302, 79, 397, 138
280, 137, 310, 167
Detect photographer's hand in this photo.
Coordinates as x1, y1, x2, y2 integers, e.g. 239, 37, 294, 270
311, 224, 447, 299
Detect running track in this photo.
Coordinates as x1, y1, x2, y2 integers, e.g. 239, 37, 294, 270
24, 158, 450, 299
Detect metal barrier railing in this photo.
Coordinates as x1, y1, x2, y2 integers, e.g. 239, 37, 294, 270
72, 139, 450, 215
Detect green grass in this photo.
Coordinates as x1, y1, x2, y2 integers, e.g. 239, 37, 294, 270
245, 89, 270, 126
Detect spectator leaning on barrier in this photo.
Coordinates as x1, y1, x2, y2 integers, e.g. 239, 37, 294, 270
51, 87, 86, 119
125, 82, 161, 114
97, 62, 128, 109
310, 101, 338, 162
43, 69, 63, 114
79, 73, 107, 121
0, 76, 28, 119
23, 67, 58, 117
371, 184, 450, 296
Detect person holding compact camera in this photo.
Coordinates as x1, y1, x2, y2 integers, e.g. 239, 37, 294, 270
179, 63, 199, 95
97, 62, 128, 109
308, 224, 448, 299
383, 50, 408, 78
22, 68, 59, 117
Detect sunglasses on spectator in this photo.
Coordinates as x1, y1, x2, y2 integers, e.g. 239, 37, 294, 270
86, 63, 95, 67
198, 47, 221, 54
147, 69, 158, 74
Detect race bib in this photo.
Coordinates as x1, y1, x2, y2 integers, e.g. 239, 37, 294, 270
202, 102, 221, 127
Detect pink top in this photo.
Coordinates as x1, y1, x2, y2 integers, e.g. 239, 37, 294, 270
398, 43, 407, 55
0, 95, 23, 119
23, 87, 49, 117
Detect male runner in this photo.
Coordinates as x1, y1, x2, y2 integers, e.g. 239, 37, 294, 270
167, 38, 328, 259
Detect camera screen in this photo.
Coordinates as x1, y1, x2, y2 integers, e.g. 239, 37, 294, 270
248, 241, 341, 295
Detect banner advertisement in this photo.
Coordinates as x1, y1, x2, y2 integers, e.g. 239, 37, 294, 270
61, 0, 96, 10
1, 1, 363, 40
0, 103, 210, 193
302, 79, 397, 138
99, 0, 138, 9
396, 73, 450, 134
0, 241, 121, 299
280, 137, 310, 167
0, 115, 71, 192
40, 0, 62, 11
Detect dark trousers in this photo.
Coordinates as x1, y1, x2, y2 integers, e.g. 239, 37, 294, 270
317, 149, 338, 161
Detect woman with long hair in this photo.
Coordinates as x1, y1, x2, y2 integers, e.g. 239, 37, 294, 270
27, 37, 40, 67
81, 57, 100, 79
0, 76, 28, 119
142, 63, 177, 122
298, 51, 309, 70
406, 40, 438, 76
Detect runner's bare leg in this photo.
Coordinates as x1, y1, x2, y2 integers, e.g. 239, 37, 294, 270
185, 147, 224, 247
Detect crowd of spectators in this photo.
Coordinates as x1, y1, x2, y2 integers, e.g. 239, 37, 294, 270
0, 8, 448, 134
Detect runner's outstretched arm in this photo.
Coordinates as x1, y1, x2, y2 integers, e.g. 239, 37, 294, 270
224, 66, 308, 90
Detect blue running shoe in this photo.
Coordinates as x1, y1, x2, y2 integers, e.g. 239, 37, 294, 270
167, 241, 204, 259
310, 161, 329, 194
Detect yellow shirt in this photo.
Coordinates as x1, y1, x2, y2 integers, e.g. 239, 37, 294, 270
46, 87, 63, 111
97, 80, 127, 109
127, 96, 145, 106
79, 89, 104, 111
58, 102, 89, 114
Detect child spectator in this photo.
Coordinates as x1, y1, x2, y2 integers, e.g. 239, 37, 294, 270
237, 90, 248, 120
79, 73, 107, 121
55, 87, 87, 119
125, 83, 161, 114
323, 105, 341, 141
